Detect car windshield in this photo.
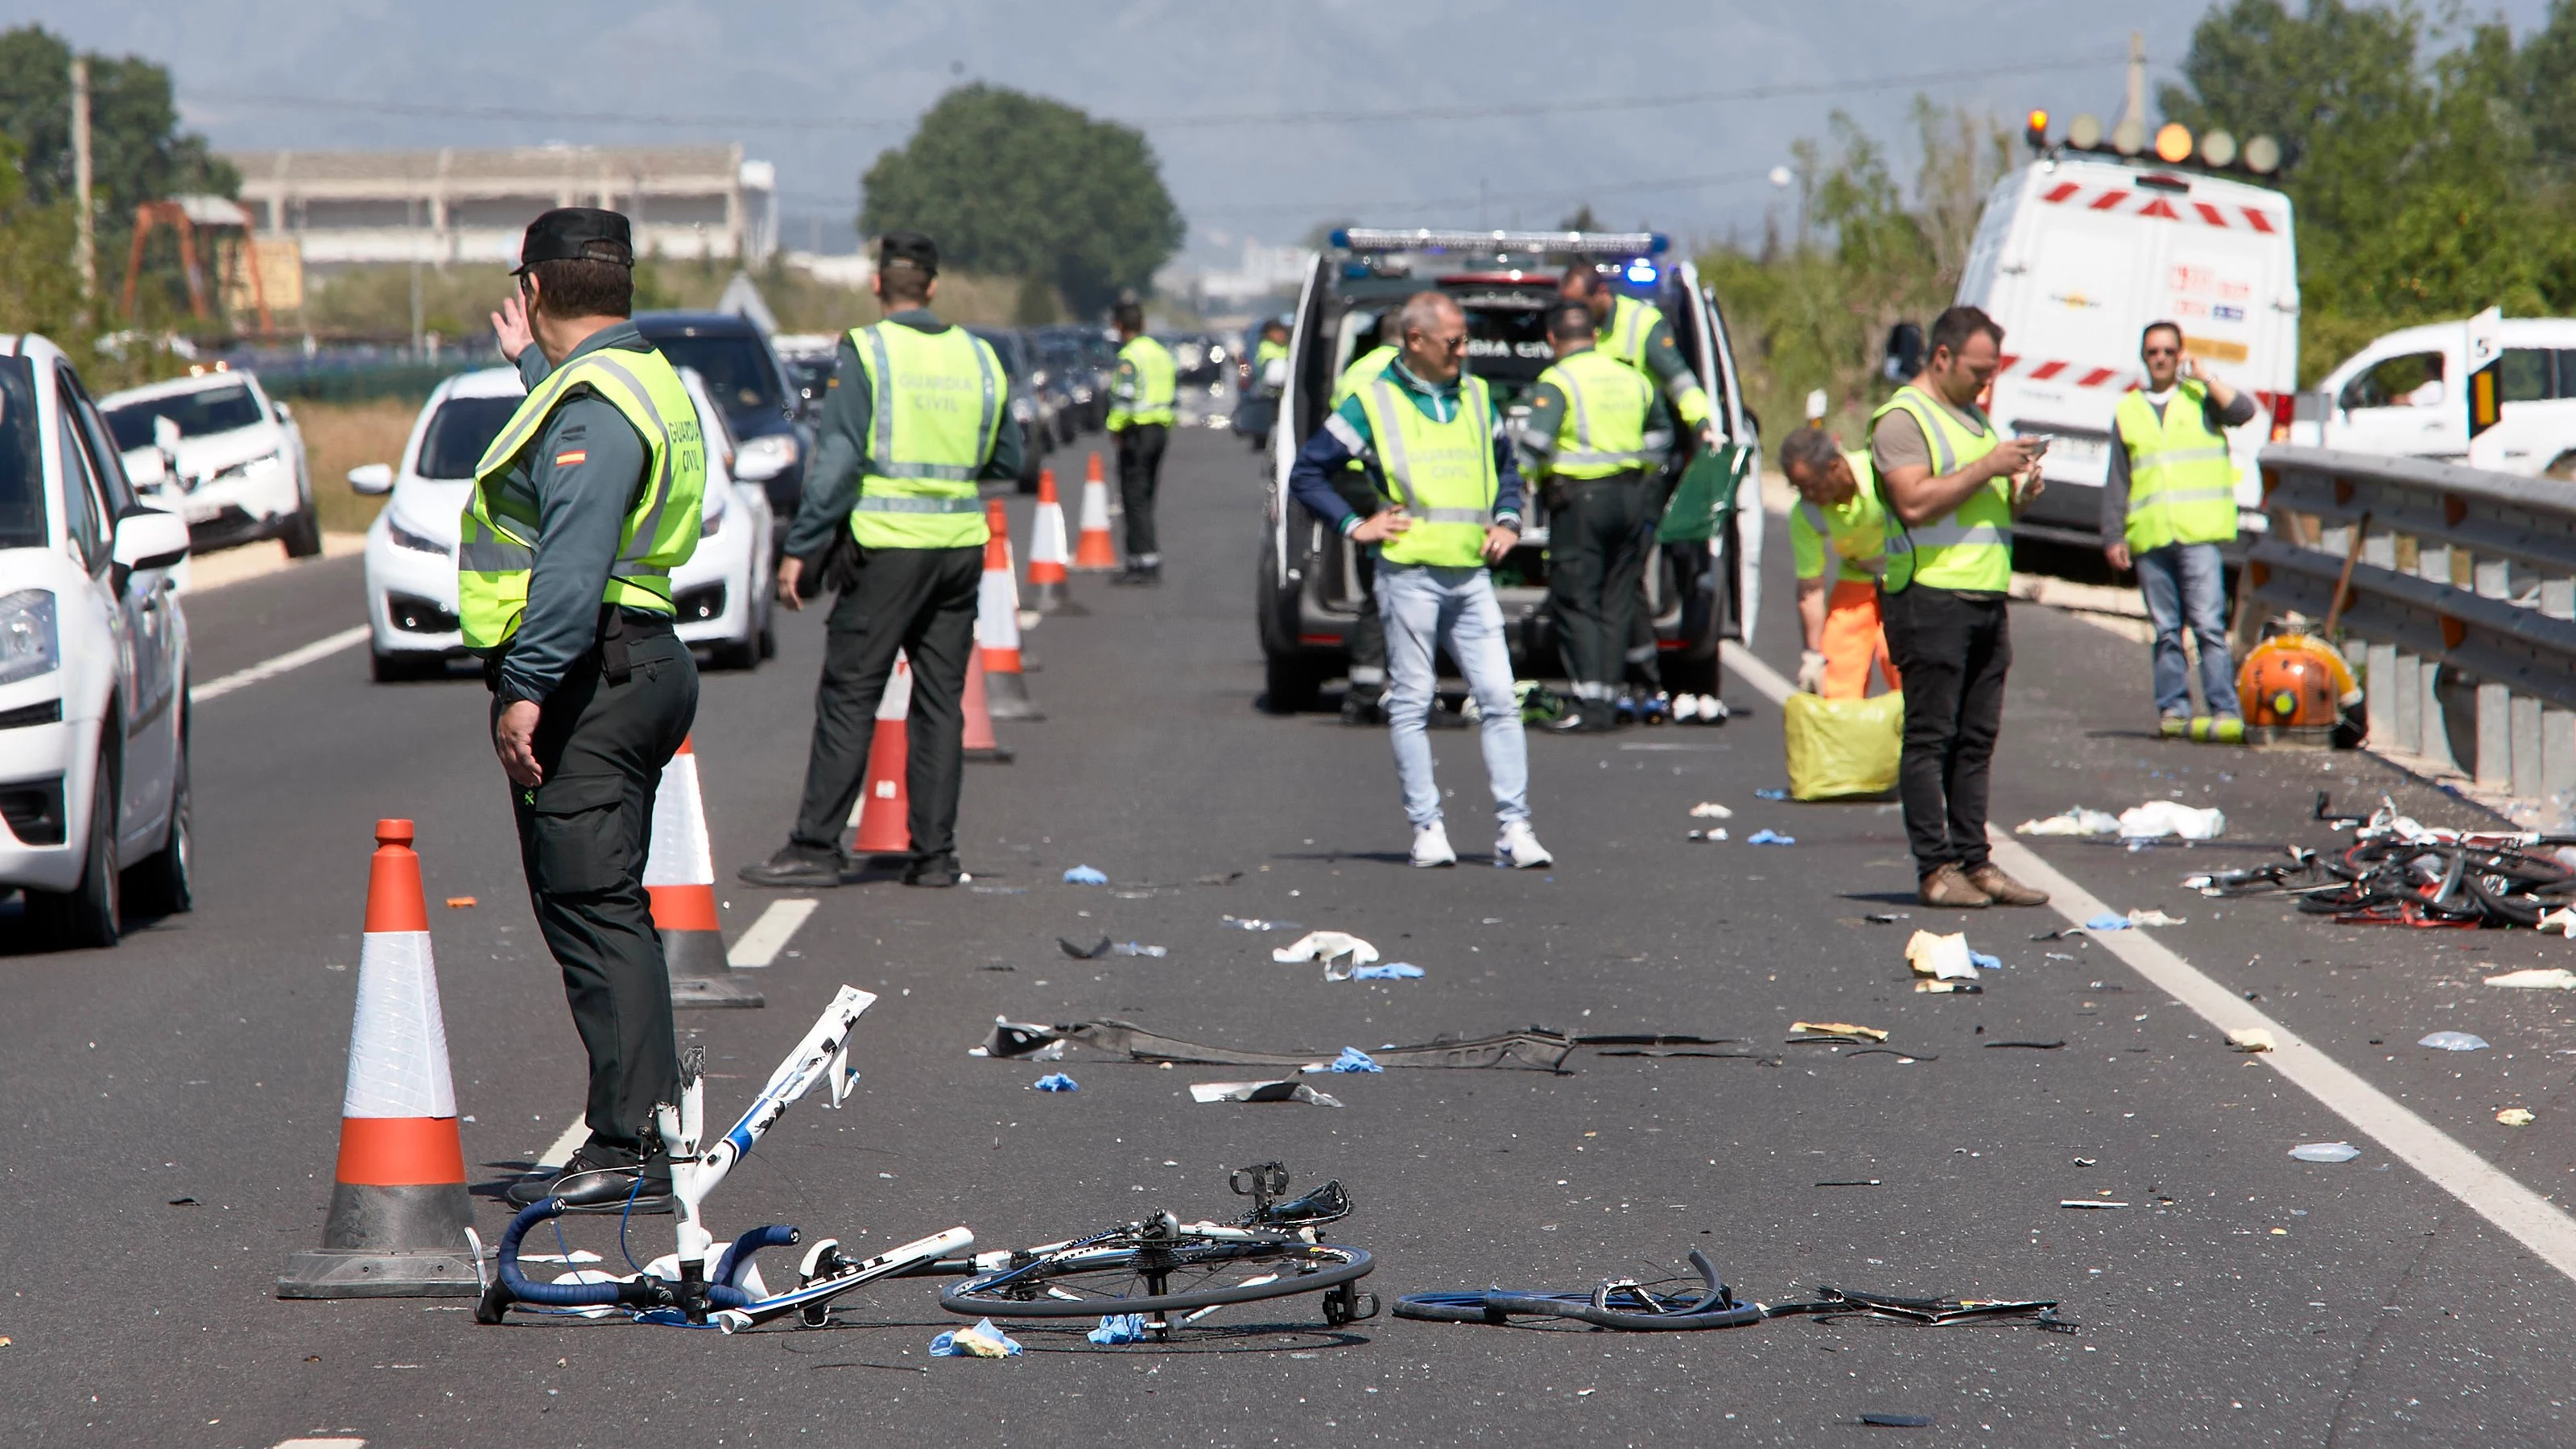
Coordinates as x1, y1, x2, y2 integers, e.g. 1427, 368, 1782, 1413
650, 334, 784, 425
0, 360, 44, 549
966, 328, 1029, 380
104, 382, 266, 451
415, 395, 522, 480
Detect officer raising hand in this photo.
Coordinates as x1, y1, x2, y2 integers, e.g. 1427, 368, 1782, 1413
467, 208, 707, 1214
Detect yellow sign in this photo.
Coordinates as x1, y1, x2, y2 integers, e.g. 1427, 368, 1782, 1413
220, 237, 304, 318
2183, 336, 2248, 365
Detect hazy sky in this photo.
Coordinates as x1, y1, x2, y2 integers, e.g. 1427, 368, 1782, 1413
19, 1, 2560, 265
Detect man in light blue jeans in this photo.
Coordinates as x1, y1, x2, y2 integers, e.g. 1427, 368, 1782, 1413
2132, 543, 2241, 727
1284, 291, 1554, 869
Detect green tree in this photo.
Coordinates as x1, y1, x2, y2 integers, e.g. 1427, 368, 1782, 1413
0, 27, 236, 216
859, 85, 1183, 316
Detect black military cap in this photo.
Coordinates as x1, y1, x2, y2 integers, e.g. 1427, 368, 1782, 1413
514, 208, 634, 275
878, 229, 939, 276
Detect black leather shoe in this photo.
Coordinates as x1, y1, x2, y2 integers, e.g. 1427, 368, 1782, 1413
1340, 695, 1382, 727
902, 853, 963, 888
1426, 701, 1469, 730
737, 843, 848, 888
507, 1146, 673, 1214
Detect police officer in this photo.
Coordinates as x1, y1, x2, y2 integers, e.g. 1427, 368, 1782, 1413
473, 209, 704, 1212
738, 231, 1022, 891
1519, 303, 1670, 733
1106, 302, 1177, 584
1868, 305, 2047, 910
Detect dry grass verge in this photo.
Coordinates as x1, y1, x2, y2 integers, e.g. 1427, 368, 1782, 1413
295, 398, 415, 534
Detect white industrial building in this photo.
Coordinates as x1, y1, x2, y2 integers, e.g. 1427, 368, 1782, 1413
220, 143, 778, 270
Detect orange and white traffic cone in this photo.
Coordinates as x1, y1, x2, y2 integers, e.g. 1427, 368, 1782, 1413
849, 653, 913, 857
1026, 466, 1083, 614
277, 819, 481, 1298
1072, 450, 1118, 571
980, 500, 1043, 721
647, 737, 762, 1009
962, 649, 1014, 764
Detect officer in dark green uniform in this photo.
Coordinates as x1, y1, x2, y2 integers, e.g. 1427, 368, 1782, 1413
471, 210, 706, 1213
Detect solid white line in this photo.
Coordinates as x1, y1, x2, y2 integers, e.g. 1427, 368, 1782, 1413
270, 1440, 366, 1448
727, 898, 819, 968
535, 1118, 589, 1174
194, 625, 371, 702
1721, 646, 2576, 1286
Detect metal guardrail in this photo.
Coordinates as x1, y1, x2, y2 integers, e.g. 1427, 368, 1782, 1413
2252, 445, 2576, 800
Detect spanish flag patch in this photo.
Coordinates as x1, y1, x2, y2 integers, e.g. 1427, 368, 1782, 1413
553, 448, 588, 466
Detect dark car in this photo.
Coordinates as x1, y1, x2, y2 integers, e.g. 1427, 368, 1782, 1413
631, 312, 813, 542
1033, 330, 1100, 439
964, 326, 1050, 492
1253, 229, 1762, 712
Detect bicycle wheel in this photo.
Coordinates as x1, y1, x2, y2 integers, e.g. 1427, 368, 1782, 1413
1393, 1290, 1592, 1324
942, 1238, 1373, 1319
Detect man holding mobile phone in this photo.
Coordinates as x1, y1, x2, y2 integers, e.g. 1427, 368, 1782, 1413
2101, 321, 2256, 742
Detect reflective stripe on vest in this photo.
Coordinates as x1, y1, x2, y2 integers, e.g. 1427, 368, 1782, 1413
458, 347, 704, 651
1604, 294, 1712, 427
1870, 383, 2010, 593
1111, 336, 1178, 427
2114, 384, 2240, 553
850, 321, 1000, 550
1360, 374, 1498, 568
1538, 349, 1655, 478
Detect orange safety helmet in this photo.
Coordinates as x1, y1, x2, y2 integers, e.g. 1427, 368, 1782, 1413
2238, 633, 2358, 729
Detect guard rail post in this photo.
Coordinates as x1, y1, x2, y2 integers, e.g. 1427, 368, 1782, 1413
2360, 530, 2412, 753
2415, 540, 2458, 771
2475, 556, 2521, 794
2547, 580, 2576, 802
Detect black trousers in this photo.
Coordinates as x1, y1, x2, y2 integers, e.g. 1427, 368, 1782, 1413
1331, 470, 1387, 701
504, 628, 699, 1157
1546, 475, 1653, 700
790, 543, 982, 861
1116, 423, 1170, 561
1880, 584, 2011, 875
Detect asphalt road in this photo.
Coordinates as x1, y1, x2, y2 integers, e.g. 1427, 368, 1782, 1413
10, 426, 2576, 1447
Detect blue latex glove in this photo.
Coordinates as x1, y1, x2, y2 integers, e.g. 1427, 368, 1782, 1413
1063, 865, 1108, 886
1349, 961, 1424, 980
1327, 1046, 1384, 1073
1032, 1072, 1079, 1092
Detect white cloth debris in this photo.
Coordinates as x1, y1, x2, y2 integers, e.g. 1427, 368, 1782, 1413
2015, 807, 2120, 836
1904, 930, 1979, 981
1271, 931, 1380, 980
2487, 968, 2576, 989
2116, 801, 2227, 840
2227, 1028, 2275, 1053
1689, 802, 1734, 819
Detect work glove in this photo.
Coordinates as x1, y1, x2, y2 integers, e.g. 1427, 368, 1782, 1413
1795, 650, 1828, 695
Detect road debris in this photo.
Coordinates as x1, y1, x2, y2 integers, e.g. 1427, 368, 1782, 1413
2127, 908, 2186, 926
1220, 915, 1298, 931
1323, 1047, 1383, 1073
2498, 1108, 2537, 1125
1349, 960, 1424, 980
2487, 968, 2576, 989
1271, 931, 1380, 979
1790, 1022, 1889, 1044
970, 1017, 1740, 1071
1905, 930, 1979, 980
2116, 801, 2227, 841
1864, 911, 1909, 923
1088, 1313, 1149, 1344
1030, 1073, 1079, 1092
1110, 942, 1168, 957
1984, 1039, 2064, 1050
2419, 1031, 2491, 1051
2227, 1028, 2276, 1053
2058, 1199, 2129, 1209
930, 1319, 1022, 1357
1189, 1080, 1344, 1108
2016, 807, 2120, 836
1860, 1413, 1935, 1428
1745, 828, 1796, 845
2289, 1141, 2360, 1163
1914, 979, 1982, 994
1061, 865, 1108, 886
1686, 828, 1730, 842
1690, 802, 1734, 819
1058, 935, 1113, 959
1755, 788, 1789, 800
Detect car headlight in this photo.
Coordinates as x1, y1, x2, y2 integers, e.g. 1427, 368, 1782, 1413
733, 433, 799, 483
386, 517, 449, 556
213, 448, 283, 482
0, 589, 60, 686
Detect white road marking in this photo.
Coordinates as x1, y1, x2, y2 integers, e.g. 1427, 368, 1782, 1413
1722, 645, 2576, 1286
270, 1439, 366, 1448
194, 625, 371, 702
535, 1118, 589, 1174
728, 898, 818, 968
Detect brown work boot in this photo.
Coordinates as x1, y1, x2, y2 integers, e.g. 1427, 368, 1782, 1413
1963, 862, 2049, 906
1917, 862, 1991, 909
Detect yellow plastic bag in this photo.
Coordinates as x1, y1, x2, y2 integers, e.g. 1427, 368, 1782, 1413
1783, 690, 1902, 800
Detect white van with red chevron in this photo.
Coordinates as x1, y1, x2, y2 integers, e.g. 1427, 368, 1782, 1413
1951, 134, 2299, 555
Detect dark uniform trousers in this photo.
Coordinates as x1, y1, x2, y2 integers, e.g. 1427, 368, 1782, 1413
1117, 423, 1170, 559
504, 625, 699, 1158
1625, 471, 1674, 691
1879, 584, 2011, 877
1331, 469, 1388, 703
1547, 473, 1655, 698
791, 543, 983, 861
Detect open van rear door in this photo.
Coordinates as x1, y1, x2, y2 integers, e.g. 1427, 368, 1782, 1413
1676, 259, 1759, 644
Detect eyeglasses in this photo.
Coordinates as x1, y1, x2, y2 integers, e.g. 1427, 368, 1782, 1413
2141, 345, 2181, 358
1412, 333, 1468, 352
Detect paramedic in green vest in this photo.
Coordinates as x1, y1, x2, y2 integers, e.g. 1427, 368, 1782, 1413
1868, 305, 2049, 910
470, 208, 704, 1212
738, 230, 1022, 891
1328, 329, 1404, 724
1779, 426, 1899, 699
2101, 320, 2253, 742
1518, 302, 1673, 732
1286, 291, 1554, 869
1247, 316, 1290, 452
1561, 263, 1714, 707
1107, 302, 1177, 584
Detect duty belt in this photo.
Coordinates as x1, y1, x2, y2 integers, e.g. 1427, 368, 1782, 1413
481, 606, 672, 694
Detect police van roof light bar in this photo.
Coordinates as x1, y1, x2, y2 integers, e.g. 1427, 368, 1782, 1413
1332, 228, 1669, 257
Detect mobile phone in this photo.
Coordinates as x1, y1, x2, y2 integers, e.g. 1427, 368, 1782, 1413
2021, 433, 2054, 457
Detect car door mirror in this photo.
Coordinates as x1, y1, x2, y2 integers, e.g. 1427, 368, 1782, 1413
1883, 322, 1925, 382
348, 462, 394, 494
113, 507, 191, 573
272, 399, 295, 423
153, 415, 182, 452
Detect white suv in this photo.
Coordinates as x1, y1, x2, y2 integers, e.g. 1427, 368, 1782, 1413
101, 365, 319, 557
0, 335, 196, 948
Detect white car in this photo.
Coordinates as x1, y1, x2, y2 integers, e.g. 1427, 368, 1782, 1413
354, 364, 774, 683
0, 333, 196, 948
101, 364, 320, 558
2299, 316, 2576, 477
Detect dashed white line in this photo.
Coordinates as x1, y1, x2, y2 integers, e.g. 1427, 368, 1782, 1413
727, 898, 819, 968
270, 1439, 365, 1448
1723, 644, 2576, 1286
194, 625, 371, 702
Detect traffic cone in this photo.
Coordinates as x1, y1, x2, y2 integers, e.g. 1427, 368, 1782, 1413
647, 737, 763, 1010
278, 819, 481, 1298
980, 501, 1043, 721
1072, 451, 1118, 571
963, 650, 1014, 764
1026, 466, 1084, 615
849, 653, 914, 857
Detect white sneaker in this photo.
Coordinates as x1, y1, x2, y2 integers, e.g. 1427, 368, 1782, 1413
1494, 819, 1553, 869
1411, 821, 1458, 868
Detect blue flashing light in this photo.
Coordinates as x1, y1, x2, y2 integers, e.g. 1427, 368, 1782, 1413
1624, 258, 1658, 285
1329, 229, 1351, 250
